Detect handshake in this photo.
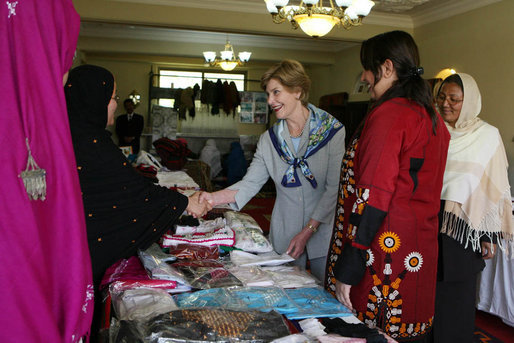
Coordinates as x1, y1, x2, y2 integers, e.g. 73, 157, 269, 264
186, 191, 213, 218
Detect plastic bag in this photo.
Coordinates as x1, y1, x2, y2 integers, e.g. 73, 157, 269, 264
144, 308, 291, 342
111, 288, 178, 321
172, 259, 243, 289
232, 227, 273, 253
166, 244, 219, 260
138, 247, 190, 286
224, 211, 262, 231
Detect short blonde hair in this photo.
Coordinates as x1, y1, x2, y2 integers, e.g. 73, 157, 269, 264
261, 59, 311, 106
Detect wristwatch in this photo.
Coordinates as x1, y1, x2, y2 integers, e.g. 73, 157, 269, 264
307, 224, 318, 233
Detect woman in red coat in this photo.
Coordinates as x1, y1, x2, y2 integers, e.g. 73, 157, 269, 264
325, 31, 450, 342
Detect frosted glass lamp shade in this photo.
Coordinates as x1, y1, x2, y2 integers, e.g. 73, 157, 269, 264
219, 61, 238, 71
238, 51, 252, 62
352, 0, 374, 16
294, 14, 339, 37
203, 51, 216, 62
335, 0, 353, 7
270, 0, 289, 7
220, 50, 233, 60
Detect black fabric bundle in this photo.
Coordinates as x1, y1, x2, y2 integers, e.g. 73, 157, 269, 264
65, 64, 188, 286
320, 318, 387, 343
148, 309, 290, 342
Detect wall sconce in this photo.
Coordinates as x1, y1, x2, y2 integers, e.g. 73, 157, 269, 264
129, 89, 141, 107
435, 68, 456, 80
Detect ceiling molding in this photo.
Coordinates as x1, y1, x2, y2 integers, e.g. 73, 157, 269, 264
411, 0, 502, 27
80, 22, 357, 52
364, 11, 413, 28
108, 0, 267, 14
108, 0, 501, 29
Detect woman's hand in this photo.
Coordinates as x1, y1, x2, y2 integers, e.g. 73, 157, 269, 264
186, 192, 212, 218
481, 241, 497, 260
335, 280, 354, 311
199, 192, 215, 206
286, 230, 310, 259
286, 221, 319, 259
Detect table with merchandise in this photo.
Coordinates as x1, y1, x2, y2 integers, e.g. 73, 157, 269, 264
99, 169, 397, 342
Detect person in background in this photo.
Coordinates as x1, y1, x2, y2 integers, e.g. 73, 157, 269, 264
224, 141, 248, 186
116, 98, 144, 154
200, 139, 223, 179
431, 73, 514, 343
1, 1, 94, 341
201, 60, 345, 281
325, 31, 450, 342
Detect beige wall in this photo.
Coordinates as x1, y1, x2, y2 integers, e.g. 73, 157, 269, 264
415, 0, 514, 190
84, 56, 275, 138
312, 1, 514, 190
76, 0, 513, 189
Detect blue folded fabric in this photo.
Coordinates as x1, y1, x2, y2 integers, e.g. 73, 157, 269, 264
284, 287, 353, 319
174, 286, 353, 320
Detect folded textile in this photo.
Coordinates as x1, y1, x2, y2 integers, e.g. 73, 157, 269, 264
263, 266, 319, 288
138, 247, 190, 286
174, 286, 296, 315
145, 309, 291, 342
172, 260, 243, 289
227, 265, 318, 288
232, 226, 273, 253
175, 217, 226, 235
166, 244, 219, 260
111, 288, 178, 321
109, 280, 178, 294
227, 266, 275, 287
320, 318, 389, 343
101, 256, 150, 289
162, 227, 235, 247
271, 333, 315, 343
157, 170, 199, 189
224, 211, 262, 231
229, 250, 294, 266
284, 287, 353, 320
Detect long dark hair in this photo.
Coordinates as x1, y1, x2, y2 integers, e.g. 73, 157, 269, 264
360, 30, 438, 133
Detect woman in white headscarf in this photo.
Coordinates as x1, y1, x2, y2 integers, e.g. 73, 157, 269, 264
432, 73, 514, 342
199, 139, 222, 179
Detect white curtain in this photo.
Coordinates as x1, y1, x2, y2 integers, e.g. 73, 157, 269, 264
179, 101, 238, 136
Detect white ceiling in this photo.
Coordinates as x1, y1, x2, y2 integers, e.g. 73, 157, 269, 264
80, 0, 501, 55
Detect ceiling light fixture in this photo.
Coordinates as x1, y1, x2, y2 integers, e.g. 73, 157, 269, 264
203, 39, 251, 71
264, 0, 375, 38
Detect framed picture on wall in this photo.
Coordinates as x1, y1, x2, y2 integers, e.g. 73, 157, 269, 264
353, 80, 370, 94
239, 91, 269, 124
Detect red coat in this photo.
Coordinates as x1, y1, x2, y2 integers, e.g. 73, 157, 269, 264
326, 98, 450, 341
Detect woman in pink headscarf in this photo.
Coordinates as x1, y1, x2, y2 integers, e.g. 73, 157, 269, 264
0, 1, 94, 342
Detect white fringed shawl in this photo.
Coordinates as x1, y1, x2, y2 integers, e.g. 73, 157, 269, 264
440, 73, 514, 256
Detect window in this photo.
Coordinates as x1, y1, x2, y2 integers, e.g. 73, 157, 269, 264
157, 69, 246, 108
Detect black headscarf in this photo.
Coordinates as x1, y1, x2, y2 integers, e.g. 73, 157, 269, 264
65, 65, 188, 286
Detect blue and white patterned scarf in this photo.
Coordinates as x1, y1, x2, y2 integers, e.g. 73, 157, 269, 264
269, 104, 343, 188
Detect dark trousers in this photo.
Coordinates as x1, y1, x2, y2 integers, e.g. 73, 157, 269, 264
431, 277, 478, 343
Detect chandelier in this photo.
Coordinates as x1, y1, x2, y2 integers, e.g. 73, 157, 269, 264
203, 40, 252, 71
264, 0, 375, 38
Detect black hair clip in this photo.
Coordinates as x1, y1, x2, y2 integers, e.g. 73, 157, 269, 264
410, 66, 424, 77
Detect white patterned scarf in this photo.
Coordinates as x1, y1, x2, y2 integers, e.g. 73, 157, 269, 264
440, 73, 514, 256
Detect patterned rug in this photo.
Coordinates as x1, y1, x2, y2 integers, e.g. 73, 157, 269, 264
474, 327, 504, 342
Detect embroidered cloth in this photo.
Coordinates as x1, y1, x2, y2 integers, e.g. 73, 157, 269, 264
326, 98, 450, 340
